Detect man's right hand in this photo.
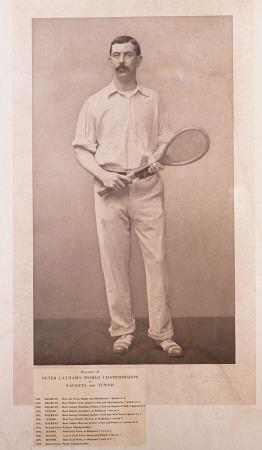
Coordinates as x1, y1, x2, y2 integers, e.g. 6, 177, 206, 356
100, 170, 131, 191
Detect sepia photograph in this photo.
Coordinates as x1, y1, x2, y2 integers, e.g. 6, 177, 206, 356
33, 16, 235, 366
1, 0, 259, 448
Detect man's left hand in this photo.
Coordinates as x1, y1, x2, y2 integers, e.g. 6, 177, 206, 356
147, 160, 164, 174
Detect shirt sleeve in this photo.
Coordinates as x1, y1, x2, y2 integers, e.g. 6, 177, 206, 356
72, 99, 97, 153
158, 97, 174, 144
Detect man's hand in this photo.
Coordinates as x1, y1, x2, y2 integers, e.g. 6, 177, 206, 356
100, 170, 131, 191
74, 148, 131, 191
147, 160, 164, 174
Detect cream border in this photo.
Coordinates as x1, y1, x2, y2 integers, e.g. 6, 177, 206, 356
0, 1, 261, 449
13, 0, 255, 406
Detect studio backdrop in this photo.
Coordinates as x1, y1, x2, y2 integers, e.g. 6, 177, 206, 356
33, 16, 234, 321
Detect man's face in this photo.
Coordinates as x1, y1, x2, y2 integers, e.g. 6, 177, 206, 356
109, 42, 142, 81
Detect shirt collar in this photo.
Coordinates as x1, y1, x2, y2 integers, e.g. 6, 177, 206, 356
106, 81, 150, 98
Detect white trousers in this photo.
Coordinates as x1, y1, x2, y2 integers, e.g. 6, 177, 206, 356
94, 174, 174, 341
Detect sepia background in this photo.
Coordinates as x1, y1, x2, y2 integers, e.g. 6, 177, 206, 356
33, 17, 234, 325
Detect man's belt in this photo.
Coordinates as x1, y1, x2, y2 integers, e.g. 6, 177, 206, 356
102, 164, 157, 180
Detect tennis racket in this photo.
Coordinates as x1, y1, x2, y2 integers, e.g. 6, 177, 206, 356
98, 127, 210, 197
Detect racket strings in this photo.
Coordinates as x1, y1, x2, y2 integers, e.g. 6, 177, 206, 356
164, 129, 209, 165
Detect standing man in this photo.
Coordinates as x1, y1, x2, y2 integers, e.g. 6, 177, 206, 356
72, 36, 182, 357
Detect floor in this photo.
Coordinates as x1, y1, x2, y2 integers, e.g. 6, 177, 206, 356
34, 317, 235, 365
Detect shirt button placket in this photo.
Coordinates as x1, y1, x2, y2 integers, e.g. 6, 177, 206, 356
128, 96, 138, 168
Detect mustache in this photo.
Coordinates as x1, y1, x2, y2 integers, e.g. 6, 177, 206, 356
116, 64, 129, 72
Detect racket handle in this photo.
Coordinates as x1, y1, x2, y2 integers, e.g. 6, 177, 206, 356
97, 173, 135, 197
97, 166, 161, 197
97, 186, 113, 197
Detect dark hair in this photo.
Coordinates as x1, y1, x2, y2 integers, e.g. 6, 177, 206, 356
109, 35, 141, 56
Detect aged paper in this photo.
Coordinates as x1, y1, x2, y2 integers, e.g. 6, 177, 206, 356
14, 2, 254, 406
33, 367, 145, 446
1, 0, 262, 449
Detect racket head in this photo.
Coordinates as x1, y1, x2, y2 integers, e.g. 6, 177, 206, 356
161, 128, 210, 166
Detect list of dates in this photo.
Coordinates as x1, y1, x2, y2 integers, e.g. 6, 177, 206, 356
34, 367, 145, 447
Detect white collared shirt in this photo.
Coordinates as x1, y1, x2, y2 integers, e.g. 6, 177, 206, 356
72, 81, 173, 169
